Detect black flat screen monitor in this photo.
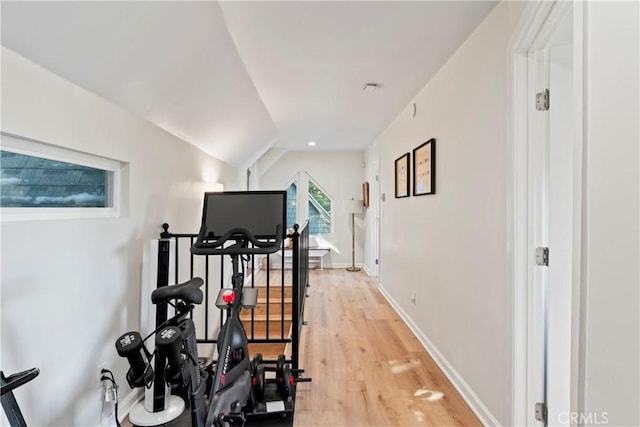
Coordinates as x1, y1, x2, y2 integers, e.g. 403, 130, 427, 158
200, 191, 286, 239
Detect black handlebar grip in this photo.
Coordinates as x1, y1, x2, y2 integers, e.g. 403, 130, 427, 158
156, 326, 185, 380
0, 368, 39, 396
191, 225, 283, 256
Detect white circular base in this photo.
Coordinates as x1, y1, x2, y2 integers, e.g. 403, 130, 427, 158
129, 395, 185, 426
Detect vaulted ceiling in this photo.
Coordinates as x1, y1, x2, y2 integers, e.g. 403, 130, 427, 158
1, 1, 497, 168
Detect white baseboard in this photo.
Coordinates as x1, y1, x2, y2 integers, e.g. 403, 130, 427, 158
377, 283, 501, 427
321, 262, 364, 269
262, 261, 366, 270
118, 388, 143, 423
362, 265, 378, 277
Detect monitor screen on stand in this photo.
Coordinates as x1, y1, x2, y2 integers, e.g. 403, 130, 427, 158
200, 191, 286, 240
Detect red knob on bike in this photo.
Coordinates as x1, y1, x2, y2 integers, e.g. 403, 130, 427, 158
222, 289, 235, 304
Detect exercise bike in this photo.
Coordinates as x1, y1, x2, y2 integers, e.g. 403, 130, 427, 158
116, 226, 293, 427
191, 225, 291, 425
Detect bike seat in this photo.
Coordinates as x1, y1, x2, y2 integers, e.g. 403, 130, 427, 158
151, 278, 204, 305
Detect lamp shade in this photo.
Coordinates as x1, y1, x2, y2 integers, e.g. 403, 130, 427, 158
205, 182, 224, 192
343, 199, 363, 214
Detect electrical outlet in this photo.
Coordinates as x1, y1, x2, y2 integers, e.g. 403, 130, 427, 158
104, 384, 117, 402
410, 291, 416, 304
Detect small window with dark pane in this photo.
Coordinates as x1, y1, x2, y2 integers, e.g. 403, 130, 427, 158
1, 151, 111, 208
286, 181, 297, 230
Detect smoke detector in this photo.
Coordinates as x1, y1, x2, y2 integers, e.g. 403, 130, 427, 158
362, 82, 383, 91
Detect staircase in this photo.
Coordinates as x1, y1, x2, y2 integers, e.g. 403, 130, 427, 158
158, 221, 309, 373
244, 281, 293, 360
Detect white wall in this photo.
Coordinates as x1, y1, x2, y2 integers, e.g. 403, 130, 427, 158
0, 47, 239, 426
259, 150, 365, 268
367, 2, 526, 424
582, 2, 639, 424
366, 1, 640, 425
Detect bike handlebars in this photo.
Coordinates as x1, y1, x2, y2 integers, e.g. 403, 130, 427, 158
190, 225, 283, 256
1, 368, 39, 396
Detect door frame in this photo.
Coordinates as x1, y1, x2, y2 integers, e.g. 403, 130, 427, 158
510, 1, 585, 425
371, 156, 381, 277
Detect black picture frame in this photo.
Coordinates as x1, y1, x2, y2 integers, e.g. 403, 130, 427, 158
413, 138, 436, 196
394, 152, 410, 198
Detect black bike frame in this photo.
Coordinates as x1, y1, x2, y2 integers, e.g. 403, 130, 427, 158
209, 249, 251, 395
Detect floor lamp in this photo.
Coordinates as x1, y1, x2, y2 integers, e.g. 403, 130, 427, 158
343, 199, 363, 272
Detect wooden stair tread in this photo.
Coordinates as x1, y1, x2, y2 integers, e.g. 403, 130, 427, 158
250, 285, 293, 291
240, 314, 293, 321
256, 297, 293, 303
245, 285, 293, 299
248, 342, 289, 360
249, 283, 293, 287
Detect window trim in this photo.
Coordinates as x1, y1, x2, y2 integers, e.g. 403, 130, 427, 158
283, 172, 335, 237
285, 176, 299, 231
1, 132, 125, 222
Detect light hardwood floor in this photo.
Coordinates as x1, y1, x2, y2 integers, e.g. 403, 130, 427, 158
123, 269, 480, 427
293, 269, 481, 427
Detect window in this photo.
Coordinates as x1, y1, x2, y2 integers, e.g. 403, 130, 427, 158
0, 133, 124, 221
1, 151, 109, 207
286, 181, 297, 230
284, 173, 333, 235
307, 177, 332, 236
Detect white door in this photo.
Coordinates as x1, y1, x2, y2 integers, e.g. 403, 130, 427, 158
547, 39, 574, 426
527, 4, 576, 426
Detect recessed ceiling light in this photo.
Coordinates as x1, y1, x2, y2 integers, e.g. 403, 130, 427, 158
308, 141, 317, 146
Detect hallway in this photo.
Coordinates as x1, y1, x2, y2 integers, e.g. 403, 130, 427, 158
294, 270, 480, 426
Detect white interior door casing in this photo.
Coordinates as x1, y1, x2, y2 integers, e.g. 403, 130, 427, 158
547, 38, 573, 426
529, 7, 575, 425
528, 45, 549, 426
514, 2, 582, 425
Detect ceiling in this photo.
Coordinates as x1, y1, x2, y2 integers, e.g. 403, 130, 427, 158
1, 1, 497, 168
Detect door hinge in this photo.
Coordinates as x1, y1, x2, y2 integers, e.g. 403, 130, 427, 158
535, 247, 549, 266
535, 402, 548, 423
536, 89, 550, 111
375, 259, 379, 265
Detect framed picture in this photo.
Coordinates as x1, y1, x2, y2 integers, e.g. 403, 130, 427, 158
362, 182, 370, 207
413, 138, 436, 196
394, 153, 410, 198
